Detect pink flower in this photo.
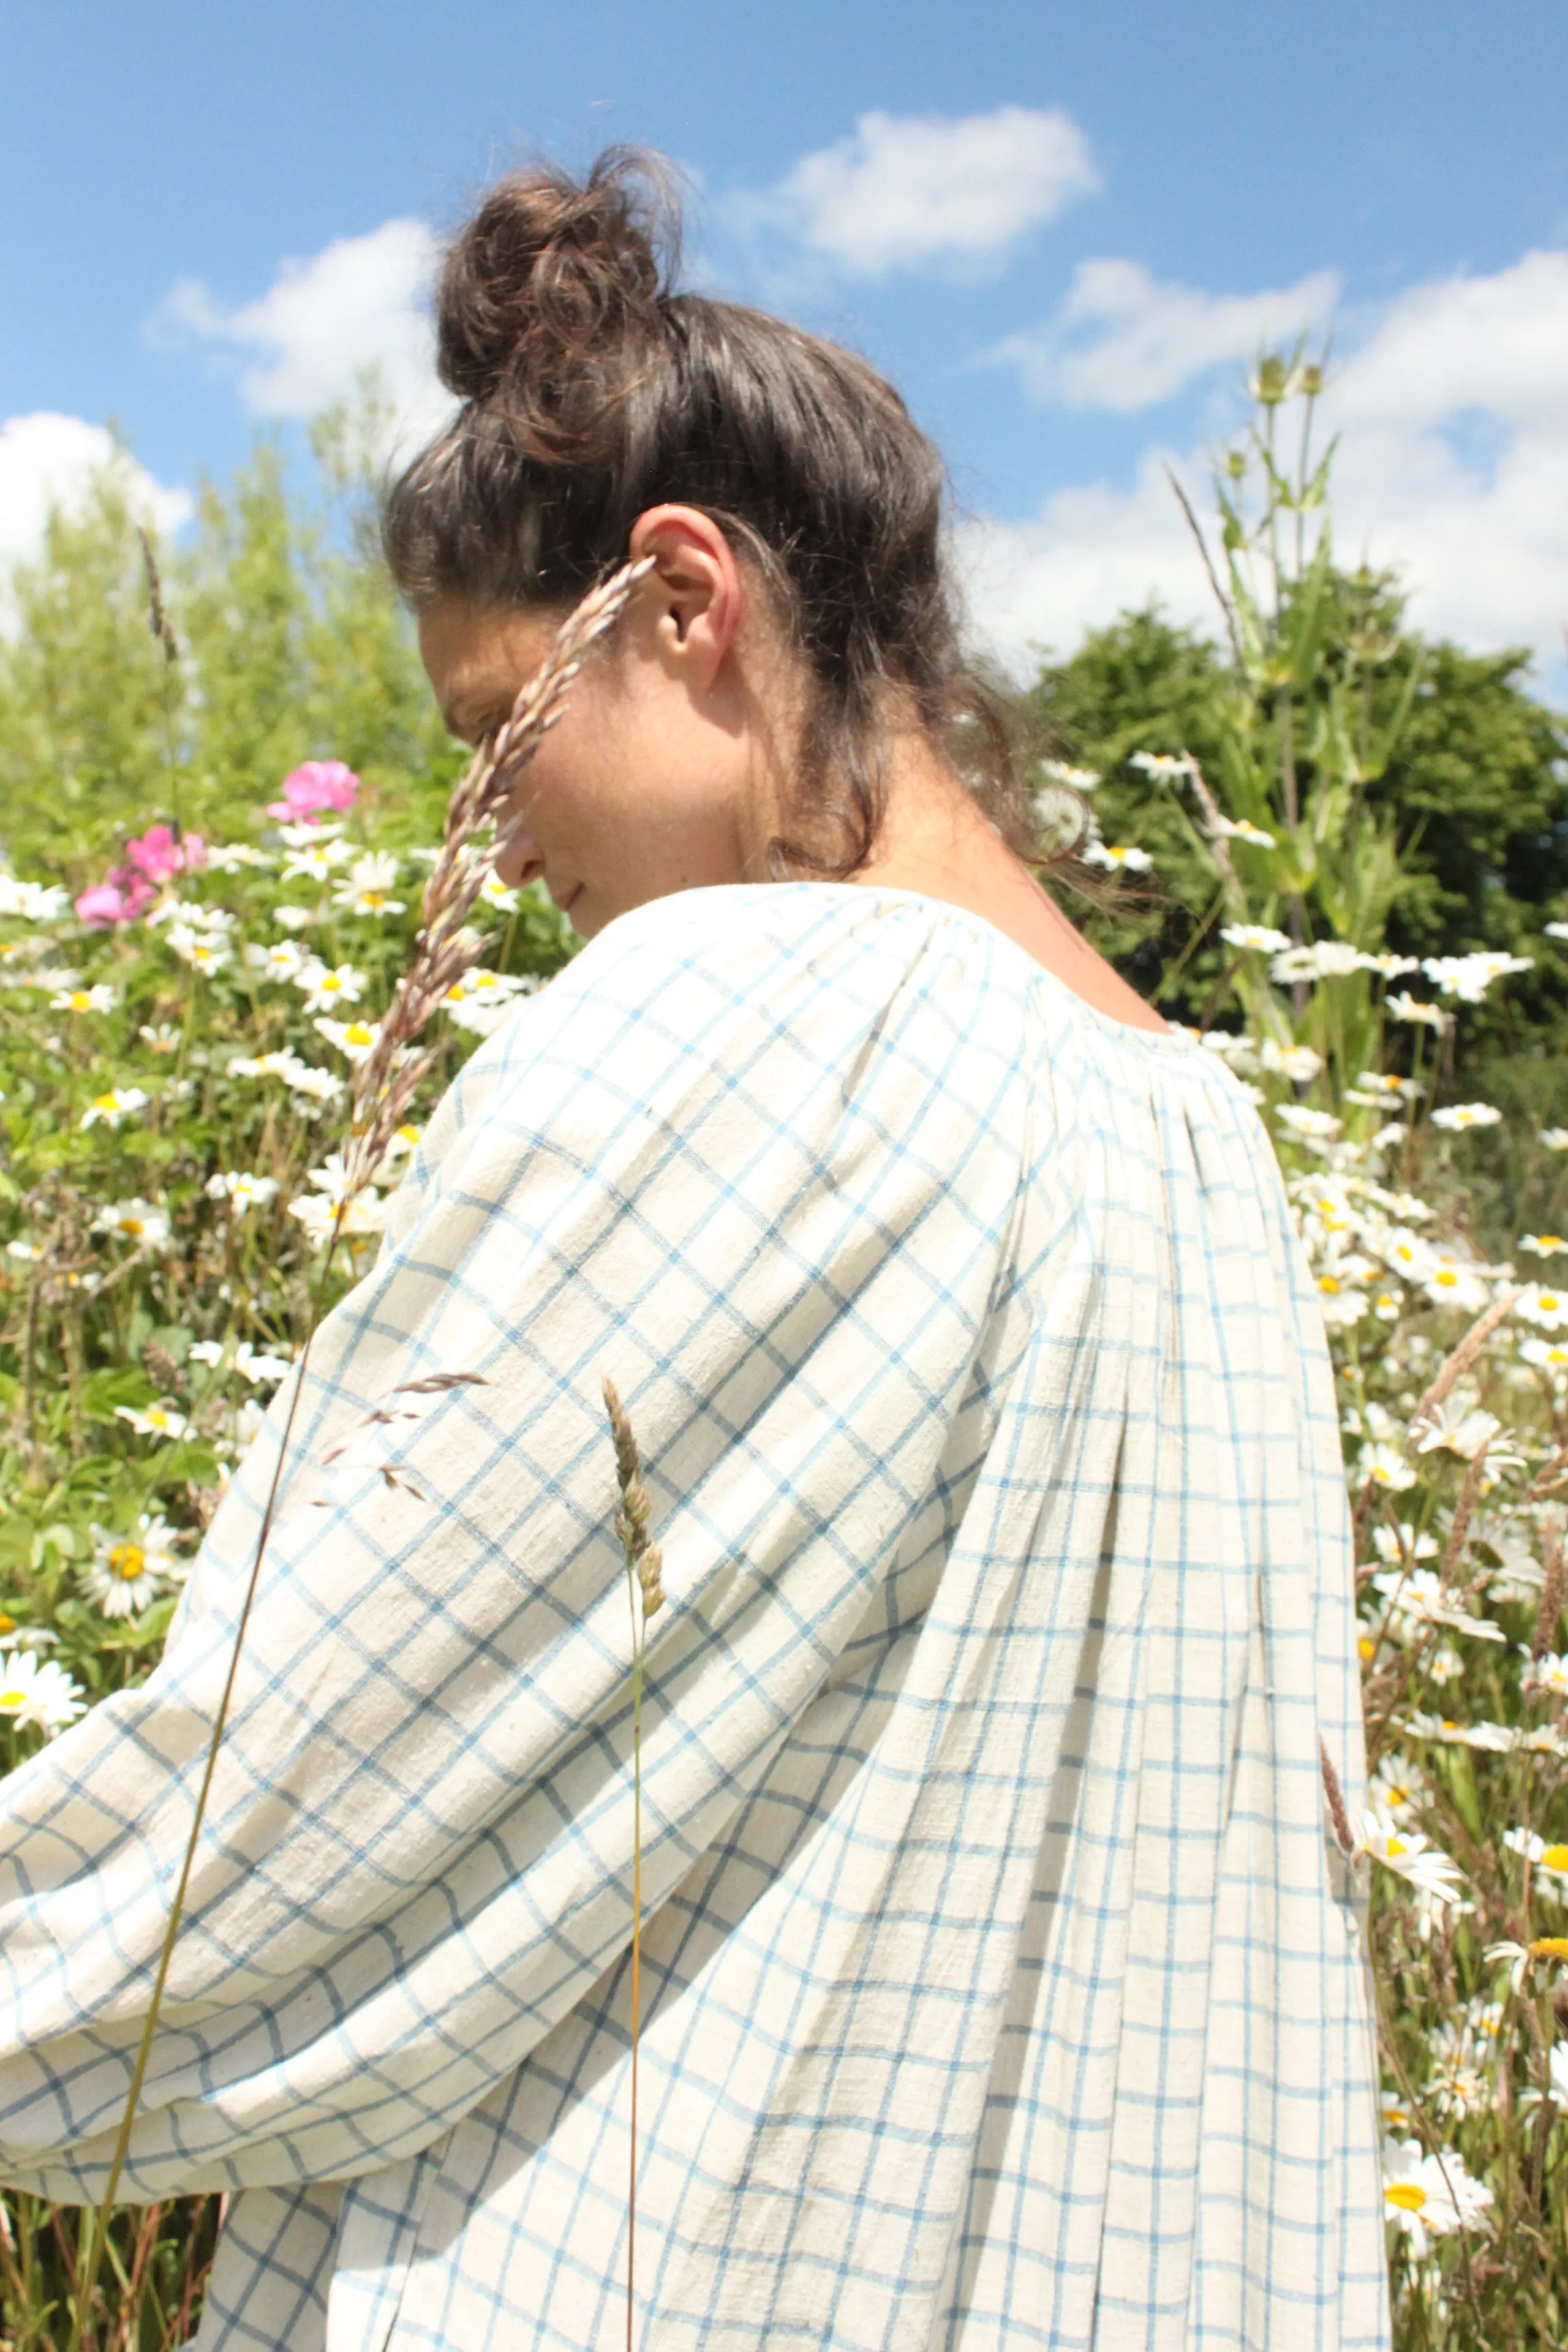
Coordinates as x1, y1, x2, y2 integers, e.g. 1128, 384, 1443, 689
75, 826, 204, 927
122, 824, 204, 882
267, 761, 359, 823
75, 879, 140, 926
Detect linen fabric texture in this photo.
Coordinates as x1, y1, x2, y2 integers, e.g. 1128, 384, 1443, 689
0, 886, 1389, 2350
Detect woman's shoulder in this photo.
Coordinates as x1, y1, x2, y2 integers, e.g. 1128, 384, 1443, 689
557, 884, 1220, 1078
390, 880, 1270, 1255
465, 882, 1262, 1138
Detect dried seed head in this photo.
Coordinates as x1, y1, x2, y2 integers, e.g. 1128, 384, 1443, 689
1319, 1737, 1355, 1859
338, 555, 654, 1201
1531, 1512, 1565, 1665
602, 1373, 664, 1621
637, 1544, 666, 1617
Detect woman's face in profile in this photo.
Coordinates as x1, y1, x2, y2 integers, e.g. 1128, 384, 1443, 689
417, 521, 785, 937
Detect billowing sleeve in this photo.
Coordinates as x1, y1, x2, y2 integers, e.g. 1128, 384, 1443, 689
0, 891, 1025, 2202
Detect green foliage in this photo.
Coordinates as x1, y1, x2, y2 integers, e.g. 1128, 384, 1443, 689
0, 412, 461, 887
1030, 602, 1568, 1045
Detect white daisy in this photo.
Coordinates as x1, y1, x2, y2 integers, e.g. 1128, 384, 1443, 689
1431, 1102, 1503, 1133
1423, 1260, 1490, 1315
332, 851, 405, 919
1504, 1827, 1568, 1899
1275, 1104, 1341, 1139
0, 1648, 86, 1734
1382, 2144, 1494, 2248
51, 983, 116, 1014
80, 1086, 148, 1130
314, 1016, 382, 1062
1523, 1654, 1568, 1699
1369, 1756, 1426, 1819
1258, 1039, 1323, 1081
82, 1516, 181, 1617
114, 1401, 189, 1441
1220, 923, 1292, 955
1386, 992, 1449, 1030
245, 938, 310, 983
0, 877, 69, 921
295, 960, 367, 1014
91, 1198, 171, 1250
1360, 1442, 1418, 1492
204, 843, 273, 872
1081, 841, 1153, 874
280, 837, 355, 884
1517, 1284, 1568, 1333
1358, 1809, 1465, 1906
165, 923, 233, 975
205, 1170, 280, 1217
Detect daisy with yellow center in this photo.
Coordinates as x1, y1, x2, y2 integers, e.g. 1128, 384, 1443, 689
114, 1401, 189, 1442
80, 1085, 149, 1130
314, 1017, 382, 1064
0, 1648, 86, 1735
82, 1517, 180, 1618
1380, 2138, 1492, 2257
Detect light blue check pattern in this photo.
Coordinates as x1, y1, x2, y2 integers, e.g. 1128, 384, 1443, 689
0, 885, 1389, 2349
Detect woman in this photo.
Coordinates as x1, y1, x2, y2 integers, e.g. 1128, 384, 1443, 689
0, 154, 1387, 2348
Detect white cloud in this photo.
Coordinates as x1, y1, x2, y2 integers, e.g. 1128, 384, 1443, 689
1332, 246, 1568, 431
991, 257, 1341, 412
0, 412, 191, 581
964, 248, 1568, 691
757, 106, 1098, 278
151, 217, 449, 453
955, 450, 1212, 678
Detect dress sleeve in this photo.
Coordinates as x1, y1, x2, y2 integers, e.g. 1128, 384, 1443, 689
0, 894, 1024, 2202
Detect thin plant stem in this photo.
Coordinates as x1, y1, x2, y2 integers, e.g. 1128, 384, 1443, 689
1165, 465, 1243, 669
65, 1226, 345, 2352
602, 1375, 665, 2352
65, 556, 655, 2352
628, 1635, 642, 2352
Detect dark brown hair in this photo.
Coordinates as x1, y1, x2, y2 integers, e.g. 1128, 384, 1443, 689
384, 148, 1034, 875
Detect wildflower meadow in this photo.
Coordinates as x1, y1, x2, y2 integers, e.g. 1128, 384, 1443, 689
3, 368, 1568, 2345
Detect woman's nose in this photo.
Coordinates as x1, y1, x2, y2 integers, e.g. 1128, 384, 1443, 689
496, 816, 546, 888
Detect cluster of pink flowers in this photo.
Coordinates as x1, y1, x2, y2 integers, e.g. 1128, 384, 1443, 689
76, 826, 206, 928
74, 762, 360, 927
267, 761, 359, 825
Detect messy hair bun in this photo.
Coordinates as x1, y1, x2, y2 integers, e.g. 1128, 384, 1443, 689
385, 146, 1027, 875
434, 152, 673, 454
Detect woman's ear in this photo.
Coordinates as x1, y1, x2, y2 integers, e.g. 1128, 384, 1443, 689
627, 505, 744, 688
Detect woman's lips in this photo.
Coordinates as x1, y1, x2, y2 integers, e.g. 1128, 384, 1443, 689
558, 881, 585, 916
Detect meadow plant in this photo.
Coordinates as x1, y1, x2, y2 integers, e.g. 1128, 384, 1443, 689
1032, 733, 1568, 2342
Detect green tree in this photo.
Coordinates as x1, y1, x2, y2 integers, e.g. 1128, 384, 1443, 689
1028, 595, 1568, 1057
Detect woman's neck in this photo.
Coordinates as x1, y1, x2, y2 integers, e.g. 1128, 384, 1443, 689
848, 738, 1171, 1036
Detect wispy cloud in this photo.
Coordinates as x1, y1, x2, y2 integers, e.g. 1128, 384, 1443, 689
742, 106, 1099, 280
149, 218, 448, 452
961, 248, 1568, 691
990, 258, 1341, 412
0, 414, 190, 584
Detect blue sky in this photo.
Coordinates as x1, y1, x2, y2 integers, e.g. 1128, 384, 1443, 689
3, 0, 1566, 686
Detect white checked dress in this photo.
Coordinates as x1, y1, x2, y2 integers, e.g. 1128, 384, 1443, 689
0, 885, 1389, 2350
